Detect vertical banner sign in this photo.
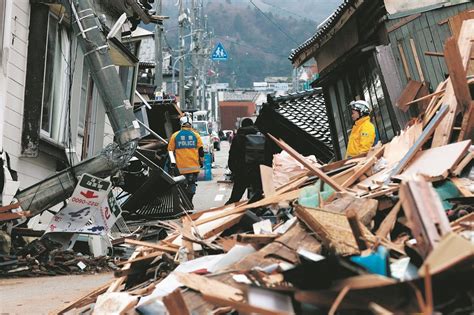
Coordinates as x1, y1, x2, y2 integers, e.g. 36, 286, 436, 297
46, 174, 111, 235
94, 190, 122, 232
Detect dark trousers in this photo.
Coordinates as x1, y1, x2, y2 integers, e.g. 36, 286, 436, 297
226, 172, 262, 205
183, 173, 198, 204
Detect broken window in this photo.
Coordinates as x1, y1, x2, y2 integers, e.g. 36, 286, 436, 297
40, 13, 70, 143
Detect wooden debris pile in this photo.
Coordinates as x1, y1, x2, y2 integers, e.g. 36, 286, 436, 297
0, 238, 116, 277
51, 20, 474, 315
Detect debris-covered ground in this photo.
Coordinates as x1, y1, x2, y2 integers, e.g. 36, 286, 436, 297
1, 16, 473, 315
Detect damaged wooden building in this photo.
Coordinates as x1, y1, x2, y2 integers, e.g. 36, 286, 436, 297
289, 0, 473, 159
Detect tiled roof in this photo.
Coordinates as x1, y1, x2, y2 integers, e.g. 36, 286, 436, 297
221, 91, 259, 102
289, 0, 357, 64
256, 88, 334, 163
272, 89, 333, 149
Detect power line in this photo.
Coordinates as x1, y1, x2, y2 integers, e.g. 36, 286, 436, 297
248, 0, 299, 45
213, 35, 291, 59
259, 0, 317, 23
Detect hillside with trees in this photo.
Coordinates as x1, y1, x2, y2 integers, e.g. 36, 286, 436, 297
149, 0, 342, 87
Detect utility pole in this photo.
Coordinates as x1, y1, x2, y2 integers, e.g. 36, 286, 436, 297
191, 0, 197, 110
154, 0, 163, 97
178, 0, 186, 109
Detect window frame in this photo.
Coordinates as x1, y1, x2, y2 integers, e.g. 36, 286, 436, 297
39, 11, 71, 145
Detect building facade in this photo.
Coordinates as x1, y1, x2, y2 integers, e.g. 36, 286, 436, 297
0, 0, 151, 189
290, 0, 473, 159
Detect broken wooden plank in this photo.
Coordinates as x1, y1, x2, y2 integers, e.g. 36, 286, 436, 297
163, 289, 191, 315
399, 177, 452, 258
443, 37, 471, 113
342, 156, 378, 188
58, 281, 113, 314
107, 247, 142, 293
395, 140, 471, 181
386, 104, 449, 183
268, 133, 346, 192
458, 100, 474, 142
182, 217, 195, 260
419, 232, 474, 277
176, 272, 244, 302
194, 189, 301, 226
409, 38, 425, 82
432, 20, 474, 147
346, 208, 368, 251
450, 177, 474, 197
395, 80, 423, 112
401, 88, 446, 108
203, 294, 290, 315
375, 201, 402, 239
398, 44, 411, 80
124, 239, 179, 253
236, 233, 278, 245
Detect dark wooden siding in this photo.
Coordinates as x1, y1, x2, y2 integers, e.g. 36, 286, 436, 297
386, 3, 473, 91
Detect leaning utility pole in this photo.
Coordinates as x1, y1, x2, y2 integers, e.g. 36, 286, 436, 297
178, 0, 186, 109
154, 0, 163, 97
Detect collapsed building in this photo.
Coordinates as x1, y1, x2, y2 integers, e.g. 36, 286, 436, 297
0, 0, 473, 314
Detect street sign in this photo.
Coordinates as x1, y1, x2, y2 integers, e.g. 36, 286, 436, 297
211, 42, 228, 61
45, 174, 113, 235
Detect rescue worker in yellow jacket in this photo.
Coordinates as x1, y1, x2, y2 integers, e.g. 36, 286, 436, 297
168, 115, 204, 205
345, 100, 376, 158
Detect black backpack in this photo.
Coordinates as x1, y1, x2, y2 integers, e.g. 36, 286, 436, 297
245, 132, 266, 164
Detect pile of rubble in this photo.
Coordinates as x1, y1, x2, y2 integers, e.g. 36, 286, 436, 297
0, 18, 472, 315
0, 238, 117, 277
56, 126, 472, 314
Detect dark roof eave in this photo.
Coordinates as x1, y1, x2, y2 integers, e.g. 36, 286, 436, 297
289, 0, 364, 67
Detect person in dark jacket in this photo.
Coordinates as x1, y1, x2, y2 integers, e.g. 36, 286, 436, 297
225, 118, 263, 204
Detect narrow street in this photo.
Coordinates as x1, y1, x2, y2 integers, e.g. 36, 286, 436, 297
0, 0, 473, 314
194, 140, 233, 211
0, 273, 114, 314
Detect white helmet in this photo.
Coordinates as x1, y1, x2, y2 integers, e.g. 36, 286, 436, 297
349, 100, 372, 116
180, 115, 192, 126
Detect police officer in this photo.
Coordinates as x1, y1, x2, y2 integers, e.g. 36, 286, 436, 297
345, 100, 376, 159
168, 115, 204, 205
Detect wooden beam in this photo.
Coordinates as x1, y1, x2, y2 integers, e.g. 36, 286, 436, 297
458, 100, 474, 142
402, 89, 445, 108
386, 104, 449, 182
346, 208, 368, 251
163, 289, 191, 315
176, 273, 244, 302
124, 239, 178, 253
452, 152, 474, 176
341, 156, 378, 188
432, 20, 474, 147
443, 37, 471, 113
398, 44, 411, 80
375, 201, 402, 239
267, 133, 346, 192
386, 14, 421, 33
409, 38, 425, 82
399, 177, 451, 258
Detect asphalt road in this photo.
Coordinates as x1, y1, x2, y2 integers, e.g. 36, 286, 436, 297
0, 140, 236, 314
193, 139, 234, 211
0, 273, 114, 314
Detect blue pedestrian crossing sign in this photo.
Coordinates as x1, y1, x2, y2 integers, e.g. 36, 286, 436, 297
211, 42, 228, 61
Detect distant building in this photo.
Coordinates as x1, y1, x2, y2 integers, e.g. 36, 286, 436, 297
218, 90, 258, 130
